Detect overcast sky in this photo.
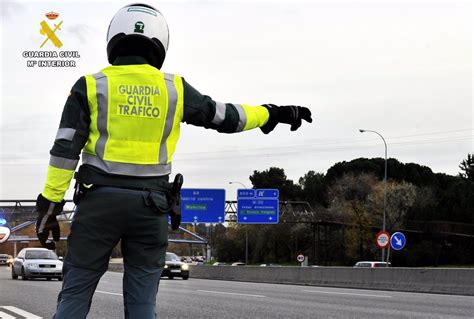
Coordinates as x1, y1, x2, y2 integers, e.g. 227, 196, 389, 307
0, 0, 472, 200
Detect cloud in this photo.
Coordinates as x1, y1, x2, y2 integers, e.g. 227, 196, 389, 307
0, 1, 24, 20
64, 24, 93, 44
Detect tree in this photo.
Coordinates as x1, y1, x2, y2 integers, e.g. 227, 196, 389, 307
327, 173, 418, 261
213, 159, 474, 266
214, 225, 246, 262
328, 173, 378, 261
459, 153, 473, 181
370, 181, 417, 231
325, 157, 438, 187
298, 170, 327, 207
249, 167, 302, 200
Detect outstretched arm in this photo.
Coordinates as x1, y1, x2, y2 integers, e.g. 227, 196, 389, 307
182, 79, 312, 134
182, 78, 269, 133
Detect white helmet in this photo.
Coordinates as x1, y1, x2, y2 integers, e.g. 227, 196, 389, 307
107, 3, 169, 68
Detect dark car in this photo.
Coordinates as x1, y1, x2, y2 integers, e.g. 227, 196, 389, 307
11, 248, 63, 281
161, 252, 189, 280
0, 254, 8, 266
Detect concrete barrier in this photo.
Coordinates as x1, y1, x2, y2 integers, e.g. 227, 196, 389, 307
107, 262, 474, 296
187, 266, 474, 296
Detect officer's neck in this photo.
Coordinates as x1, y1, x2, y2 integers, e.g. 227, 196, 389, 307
113, 55, 150, 66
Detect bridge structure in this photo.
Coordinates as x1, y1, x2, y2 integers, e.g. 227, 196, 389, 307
2, 199, 473, 238
1, 199, 473, 264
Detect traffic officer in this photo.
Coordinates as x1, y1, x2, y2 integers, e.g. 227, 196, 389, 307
35, 3, 312, 319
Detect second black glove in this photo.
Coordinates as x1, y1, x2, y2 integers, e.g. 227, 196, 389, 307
260, 104, 313, 134
35, 193, 65, 250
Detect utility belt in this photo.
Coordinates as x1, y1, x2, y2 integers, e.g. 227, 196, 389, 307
73, 165, 183, 230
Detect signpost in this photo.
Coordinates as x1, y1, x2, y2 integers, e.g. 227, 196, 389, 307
297, 254, 306, 267
386, 231, 406, 265
180, 188, 226, 224
237, 189, 279, 224
375, 230, 390, 249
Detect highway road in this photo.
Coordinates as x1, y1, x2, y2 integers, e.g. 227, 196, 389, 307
0, 266, 473, 318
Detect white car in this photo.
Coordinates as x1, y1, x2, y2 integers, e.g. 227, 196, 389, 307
353, 261, 391, 268
231, 262, 246, 266
11, 248, 63, 281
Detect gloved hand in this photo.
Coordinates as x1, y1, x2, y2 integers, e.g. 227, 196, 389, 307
169, 173, 183, 231
35, 194, 65, 250
260, 104, 313, 134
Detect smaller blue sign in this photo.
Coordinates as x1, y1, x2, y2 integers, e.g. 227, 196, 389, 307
0, 218, 6, 226
238, 189, 255, 198
390, 232, 406, 251
180, 188, 226, 224
237, 188, 279, 224
255, 189, 279, 198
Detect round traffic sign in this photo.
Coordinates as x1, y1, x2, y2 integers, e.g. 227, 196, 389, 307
390, 232, 406, 250
0, 226, 11, 244
375, 231, 390, 249
297, 254, 305, 262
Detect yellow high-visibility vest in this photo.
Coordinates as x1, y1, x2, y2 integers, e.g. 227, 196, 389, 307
83, 64, 184, 176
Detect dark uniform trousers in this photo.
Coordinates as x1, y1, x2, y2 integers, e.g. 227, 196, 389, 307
53, 186, 169, 319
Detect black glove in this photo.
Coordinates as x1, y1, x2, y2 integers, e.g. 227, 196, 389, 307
260, 104, 313, 134
170, 212, 181, 231
35, 194, 65, 250
169, 174, 183, 231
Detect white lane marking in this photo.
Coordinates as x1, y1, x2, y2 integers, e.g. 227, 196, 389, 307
1, 306, 43, 318
0, 310, 16, 319
96, 290, 123, 297
197, 290, 266, 298
302, 290, 392, 298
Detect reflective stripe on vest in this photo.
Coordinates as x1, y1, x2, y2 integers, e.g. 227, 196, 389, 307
94, 72, 108, 160
82, 65, 183, 177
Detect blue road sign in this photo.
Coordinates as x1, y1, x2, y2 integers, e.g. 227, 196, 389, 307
180, 188, 226, 223
0, 218, 6, 226
390, 232, 406, 250
237, 189, 279, 224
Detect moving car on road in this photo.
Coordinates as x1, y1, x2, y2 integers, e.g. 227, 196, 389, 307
162, 252, 189, 280
0, 254, 9, 266
11, 248, 63, 281
259, 263, 282, 267
212, 262, 228, 266
231, 262, 246, 266
353, 261, 391, 268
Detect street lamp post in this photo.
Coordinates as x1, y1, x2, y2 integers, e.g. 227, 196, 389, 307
229, 181, 250, 264
359, 129, 388, 262
229, 181, 249, 189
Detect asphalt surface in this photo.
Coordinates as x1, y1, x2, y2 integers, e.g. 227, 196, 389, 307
0, 265, 473, 318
